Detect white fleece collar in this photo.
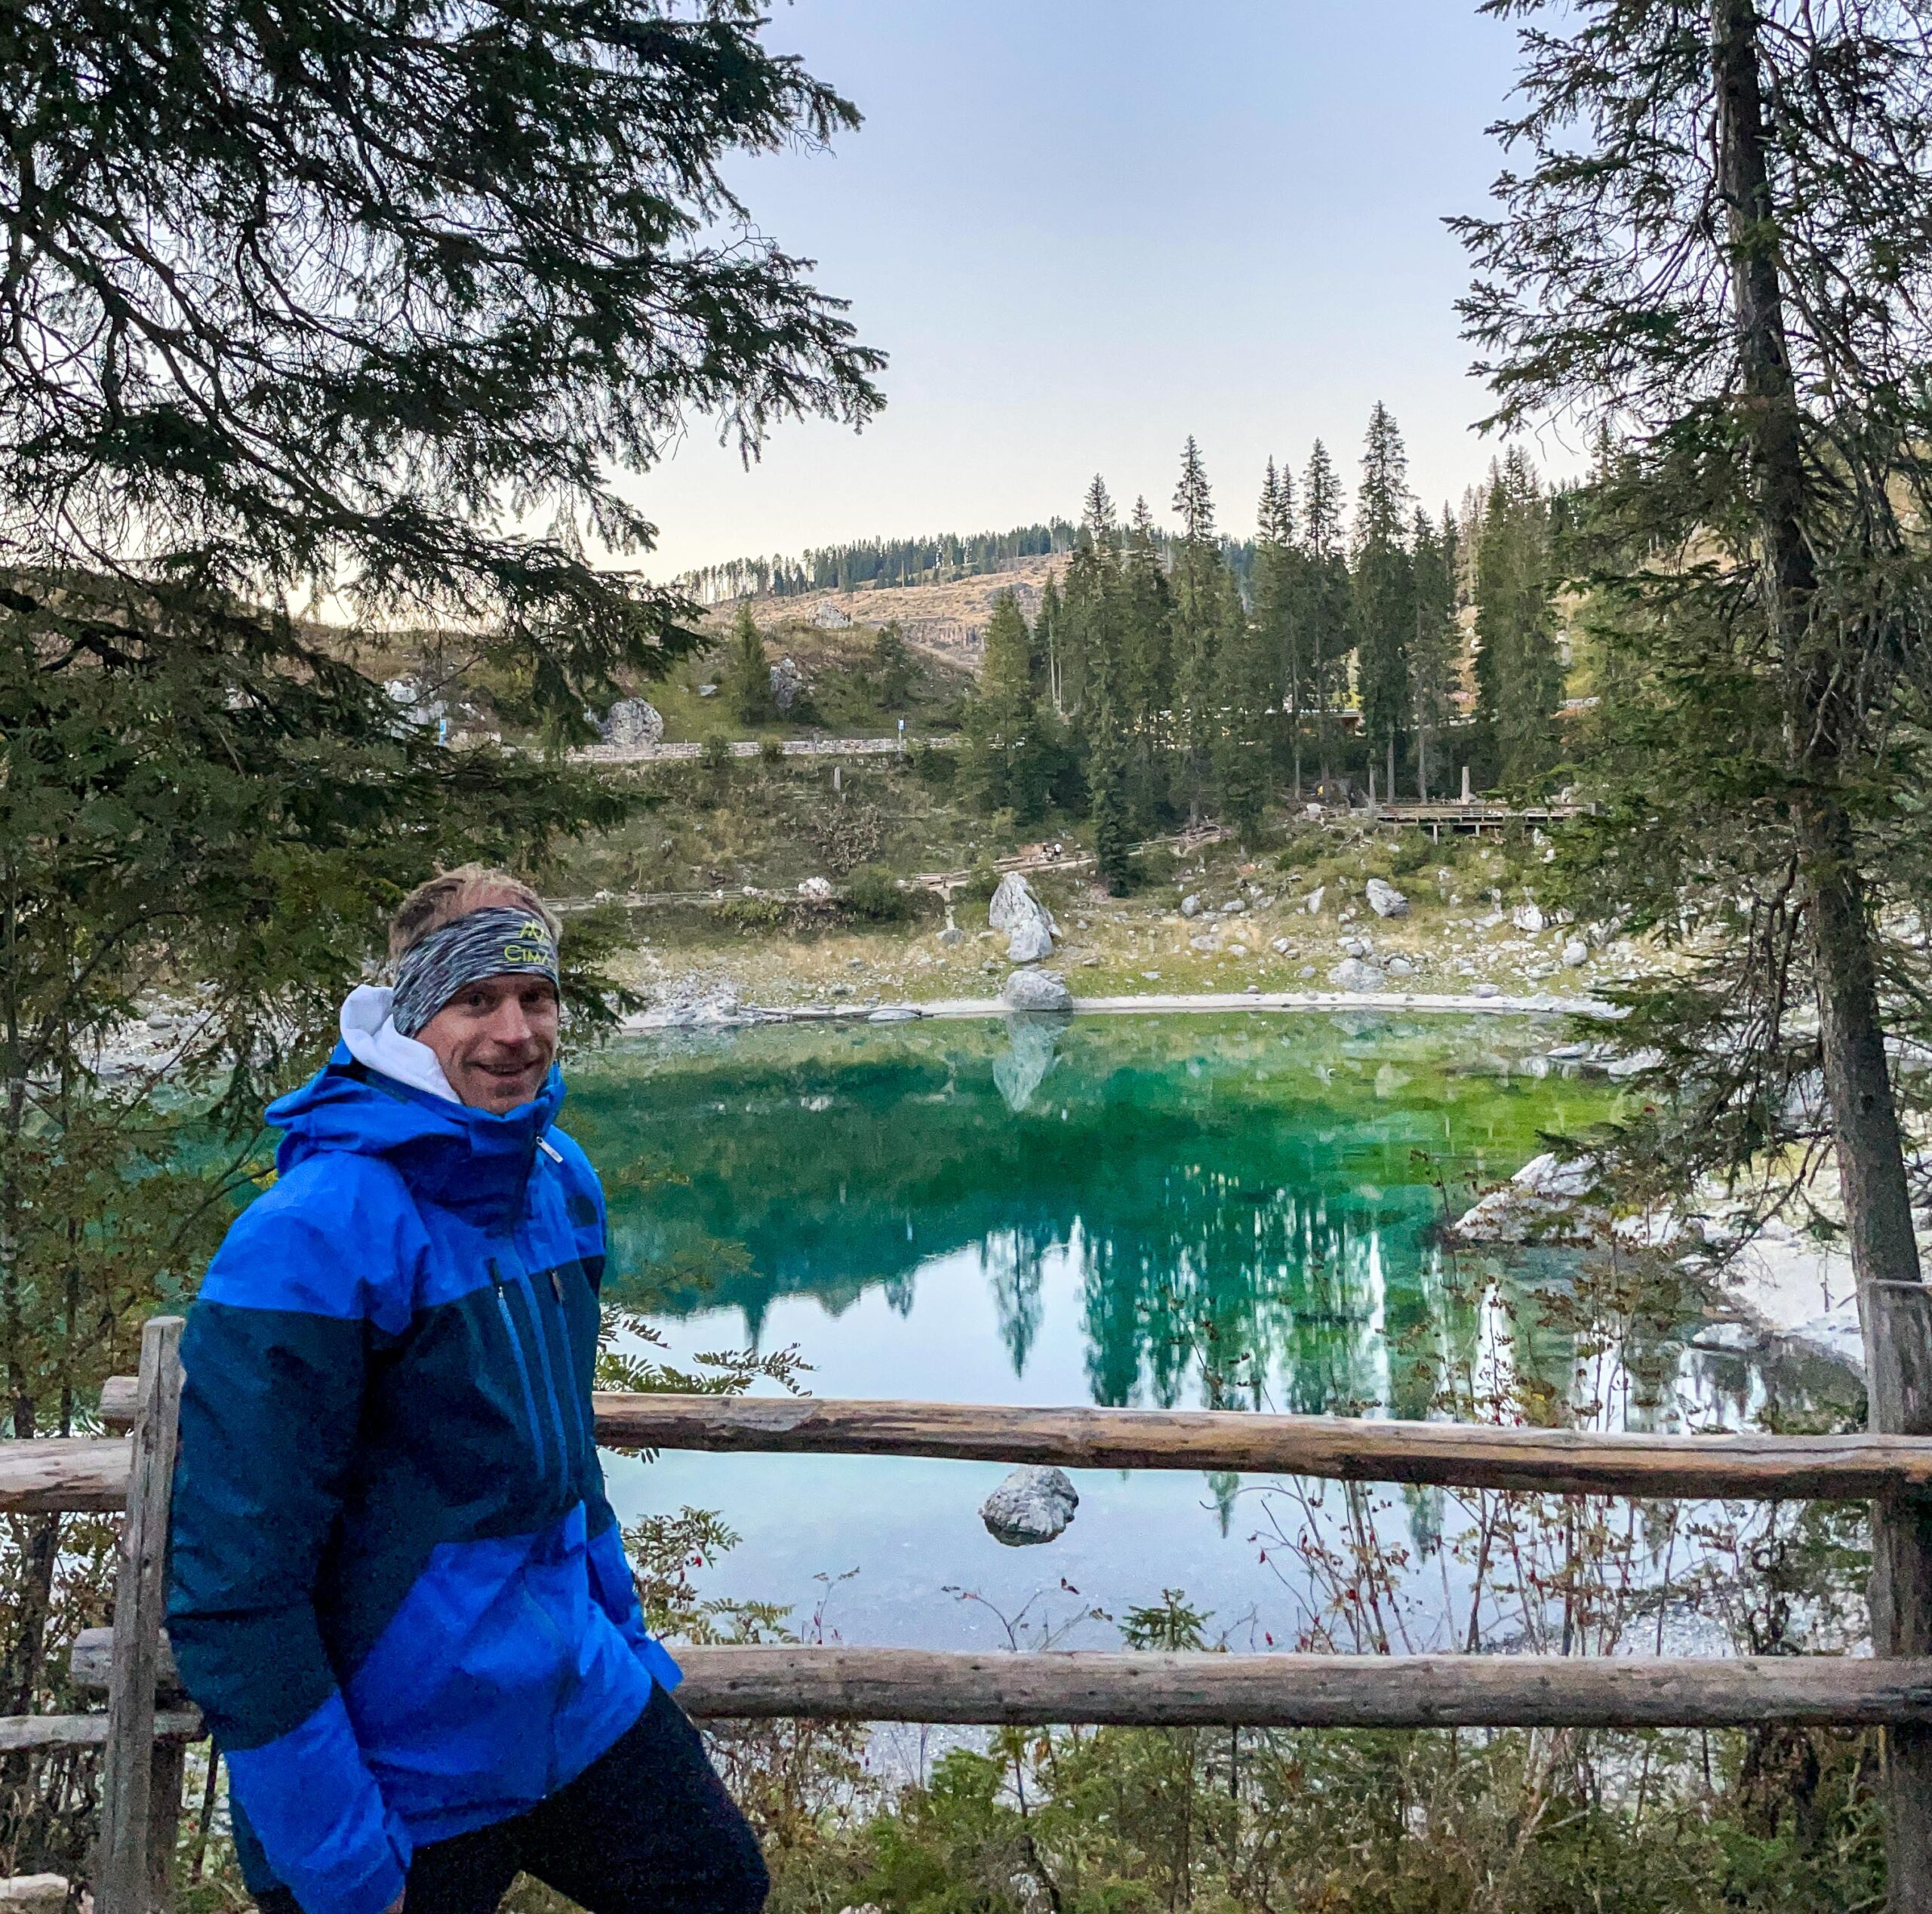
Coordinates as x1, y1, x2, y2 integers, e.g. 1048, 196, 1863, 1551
340, 983, 460, 1104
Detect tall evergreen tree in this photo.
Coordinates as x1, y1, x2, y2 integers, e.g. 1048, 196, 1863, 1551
0, 0, 882, 1848
1253, 460, 1307, 795
1300, 441, 1352, 792
1120, 498, 1177, 828
1034, 576, 1067, 715
1171, 437, 1223, 820
722, 603, 774, 725
1352, 403, 1416, 804
1408, 507, 1461, 801
1454, 48, 1932, 1836
1212, 570, 1274, 832
964, 591, 1049, 819
871, 620, 915, 711
1472, 451, 1562, 788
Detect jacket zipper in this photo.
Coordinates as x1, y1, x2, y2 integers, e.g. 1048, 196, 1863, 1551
520, 1165, 595, 1488
491, 1257, 550, 1488
514, 1265, 574, 1493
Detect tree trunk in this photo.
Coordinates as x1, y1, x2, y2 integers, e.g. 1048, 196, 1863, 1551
1714, 5, 1927, 1902
1711, 0, 1920, 1304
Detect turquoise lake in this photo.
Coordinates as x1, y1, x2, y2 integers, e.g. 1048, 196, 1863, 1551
565, 1013, 1835, 1653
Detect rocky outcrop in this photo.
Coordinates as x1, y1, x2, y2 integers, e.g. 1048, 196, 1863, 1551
599, 698, 664, 749
1454, 1152, 1601, 1244
769, 657, 805, 712
989, 872, 1059, 964
1001, 968, 1073, 1013
980, 1465, 1079, 1546
1365, 879, 1409, 919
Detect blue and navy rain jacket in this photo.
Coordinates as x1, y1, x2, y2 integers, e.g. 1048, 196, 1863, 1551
168, 1049, 680, 1914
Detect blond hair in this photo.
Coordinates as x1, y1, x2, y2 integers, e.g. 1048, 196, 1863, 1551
388, 866, 561, 962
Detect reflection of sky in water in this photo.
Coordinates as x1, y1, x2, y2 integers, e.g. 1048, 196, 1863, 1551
568, 1015, 1858, 1650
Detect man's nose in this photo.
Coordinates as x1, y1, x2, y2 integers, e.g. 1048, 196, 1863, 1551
485, 999, 535, 1045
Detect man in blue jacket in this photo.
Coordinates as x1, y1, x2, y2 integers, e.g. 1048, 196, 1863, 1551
168, 869, 768, 1914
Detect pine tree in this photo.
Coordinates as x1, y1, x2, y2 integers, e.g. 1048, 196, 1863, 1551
0, 0, 888, 1786
1454, 8, 1932, 1672
1119, 498, 1177, 828
1352, 403, 1415, 805
1212, 564, 1273, 832
1252, 459, 1304, 794
722, 603, 773, 725
871, 620, 915, 711
964, 591, 1049, 819
1300, 441, 1352, 793
1407, 506, 1460, 801
1171, 437, 1223, 821
1471, 451, 1561, 788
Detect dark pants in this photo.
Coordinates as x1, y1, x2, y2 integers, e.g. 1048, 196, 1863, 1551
260, 1686, 768, 1914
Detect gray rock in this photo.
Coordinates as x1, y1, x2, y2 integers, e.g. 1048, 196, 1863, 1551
1305, 886, 1326, 915
797, 875, 833, 901
1472, 982, 1503, 999
1180, 894, 1202, 918
1272, 937, 1291, 954
697, 683, 718, 697
937, 911, 965, 949
1220, 898, 1246, 915
1327, 958, 1386, 992
1561, 938, 1589, 968
979, 1465, 1079, 1546
769, 657, 806, 713
1342, 934, 1372, 959
1386, 955, 1414, 978
1007, 915, 1055, 964
1511, 902, 1547, 934
1001, 968, 1073, 1012
599, 698, 664, 750
1365, 879, 1409, 919
868, 1006, 920, 1023
989, 872, 1058, 962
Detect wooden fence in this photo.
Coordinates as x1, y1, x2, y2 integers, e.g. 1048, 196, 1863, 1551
17, 1294, 1932, 1912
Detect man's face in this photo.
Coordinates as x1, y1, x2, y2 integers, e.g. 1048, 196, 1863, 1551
416, 972, 560, 1114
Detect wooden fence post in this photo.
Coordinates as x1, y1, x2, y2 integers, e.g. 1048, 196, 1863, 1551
1866, 1281, 1932, 1914
97, 1317, 185, 1914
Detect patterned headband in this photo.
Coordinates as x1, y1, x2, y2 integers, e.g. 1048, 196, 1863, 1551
391, 906, 560, 1039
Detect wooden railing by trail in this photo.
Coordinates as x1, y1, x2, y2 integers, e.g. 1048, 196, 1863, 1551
45, 1301, 1932, 1914
66, 1631, 1932, 1731
82, 1385, 1932, 1505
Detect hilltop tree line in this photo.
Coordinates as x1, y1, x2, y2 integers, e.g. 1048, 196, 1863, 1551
958, 411, 1569, 889
681, 522, 1078, 603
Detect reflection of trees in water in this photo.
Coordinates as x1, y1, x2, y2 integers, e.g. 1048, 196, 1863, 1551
574, 1019, 1625, 1415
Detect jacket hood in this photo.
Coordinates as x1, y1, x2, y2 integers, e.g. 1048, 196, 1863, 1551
267, 1003, 566, 1225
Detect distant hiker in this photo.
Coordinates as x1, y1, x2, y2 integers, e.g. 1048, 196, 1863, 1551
168, 868, 768, 1914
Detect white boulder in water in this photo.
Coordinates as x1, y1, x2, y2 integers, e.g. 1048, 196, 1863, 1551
1366, 879, 1409, 919
1454, 1152, 1603, 1245
980, 1465, 1079, 1546
1001, 968, 1073, 1013
989, 872, 1059, 963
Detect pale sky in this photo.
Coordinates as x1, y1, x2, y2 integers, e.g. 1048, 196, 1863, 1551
627, 2, 1571, 580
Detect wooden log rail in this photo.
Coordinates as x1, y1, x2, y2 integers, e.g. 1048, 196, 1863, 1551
48, 1351, 1932, 1914
65, 1630, 1932, 1730
76, 1386, 1932, 1506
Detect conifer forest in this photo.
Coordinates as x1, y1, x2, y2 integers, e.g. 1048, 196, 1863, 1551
5, 4, 1932, 1914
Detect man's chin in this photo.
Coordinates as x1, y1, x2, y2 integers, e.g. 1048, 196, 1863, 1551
466, 1070, 543, 1112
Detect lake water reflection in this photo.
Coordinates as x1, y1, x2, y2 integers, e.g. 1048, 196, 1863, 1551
565, 1013, 1845, 1651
